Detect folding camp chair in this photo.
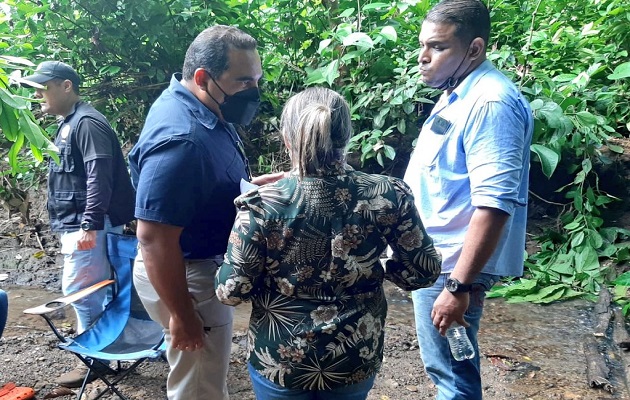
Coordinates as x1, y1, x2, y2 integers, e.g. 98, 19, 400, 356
24, 233, 166, 400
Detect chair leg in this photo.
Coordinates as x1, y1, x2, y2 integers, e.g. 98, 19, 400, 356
71, 357, 147, 400
88, 375, 129, 400
72, 357, 121, 400
75, 369, 92, 400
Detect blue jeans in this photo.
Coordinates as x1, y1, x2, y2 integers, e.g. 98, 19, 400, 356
0, 289, 7, 338
412, 273, 498, 400
60, 217, 123, 333
248, 363, 375, 400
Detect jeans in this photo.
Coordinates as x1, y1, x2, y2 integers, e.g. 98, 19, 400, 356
412, 273, 498, 400
134, 254, 234, 400
0, 289, 7, 338
248, 363, 376, 400
60, 217, 123, 334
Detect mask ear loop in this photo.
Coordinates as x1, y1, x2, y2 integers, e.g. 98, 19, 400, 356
436, 41, 474, 91
203, 70, 227, 106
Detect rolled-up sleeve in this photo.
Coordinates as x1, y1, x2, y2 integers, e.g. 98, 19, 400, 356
464, 100, 528, 215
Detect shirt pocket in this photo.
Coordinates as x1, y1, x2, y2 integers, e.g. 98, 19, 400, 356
49, 152, 75, 173
52, 191, 87, 224
224, 152, 246, 184
416, 122, 453, 169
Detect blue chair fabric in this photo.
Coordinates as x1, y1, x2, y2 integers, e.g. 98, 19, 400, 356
27, 233, 165, 400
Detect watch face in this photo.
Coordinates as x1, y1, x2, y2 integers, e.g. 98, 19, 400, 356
446, 278, 458, 292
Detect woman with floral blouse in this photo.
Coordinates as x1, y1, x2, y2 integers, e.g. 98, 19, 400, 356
215, 87, 441, 400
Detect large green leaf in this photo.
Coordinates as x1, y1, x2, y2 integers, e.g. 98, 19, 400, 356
18, 112, 56, 152
530, 144, 560, 178
342, 32, 374, 49
0, 87, 27, 109
324, 60, 340, 86
362, 2, 389, 11
379, 26, 397, 42
614, 271, 630, 286
607, 61, 630, 80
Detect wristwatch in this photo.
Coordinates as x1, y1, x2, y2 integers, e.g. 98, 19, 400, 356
445, 277, 473, 293
80, 221, 96, 231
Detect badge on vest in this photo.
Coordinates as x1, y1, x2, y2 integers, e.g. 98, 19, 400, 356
60, 124, 71, 141
431, 115, 452, 135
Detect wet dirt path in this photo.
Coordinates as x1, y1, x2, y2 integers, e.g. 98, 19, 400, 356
2, 284, 629, 399
384, 285, 630, 399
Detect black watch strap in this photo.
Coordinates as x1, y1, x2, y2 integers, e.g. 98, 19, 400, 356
446, 277, 473, 293
80, 221, 96, 231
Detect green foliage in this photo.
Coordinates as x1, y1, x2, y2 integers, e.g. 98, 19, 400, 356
0, 54, 56, 217
1, 0, 630, 306
487, 0, 630, 305
0, 55, 57, 169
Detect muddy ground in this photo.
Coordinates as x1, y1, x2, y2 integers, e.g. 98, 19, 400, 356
1, 186, 630, 399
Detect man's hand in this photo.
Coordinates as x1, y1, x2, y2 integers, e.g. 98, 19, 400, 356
76, 230, 97, 251
431, 289, 470, 336
169, 305, 205, 352
137, 220, 204, 352
250, 171, 286, 186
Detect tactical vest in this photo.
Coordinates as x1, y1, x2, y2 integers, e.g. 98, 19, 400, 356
47, 102, 131, 232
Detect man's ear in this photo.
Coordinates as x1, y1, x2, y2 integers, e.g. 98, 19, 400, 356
193, 68, 210, 88
63, 80, 74, 93
469, 37, 485, 60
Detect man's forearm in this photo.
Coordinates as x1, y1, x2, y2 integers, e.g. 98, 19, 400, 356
450, 207, 510, 284
137, 220, 196, 322
83, 158, 113, 229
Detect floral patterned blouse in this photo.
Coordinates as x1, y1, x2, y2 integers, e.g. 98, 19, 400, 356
215, 163, 441, 390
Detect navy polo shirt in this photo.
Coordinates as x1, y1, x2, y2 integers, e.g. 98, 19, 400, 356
129, 74, 249, 259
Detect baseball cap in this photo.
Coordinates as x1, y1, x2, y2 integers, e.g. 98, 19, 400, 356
22, 61, 81, 88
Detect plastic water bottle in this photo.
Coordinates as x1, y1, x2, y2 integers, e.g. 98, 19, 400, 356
446, 322, 475, 361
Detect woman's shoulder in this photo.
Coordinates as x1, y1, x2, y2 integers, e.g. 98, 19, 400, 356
234, 178, 295, 211
234, 186, 263, 208
349, 170, 408, 187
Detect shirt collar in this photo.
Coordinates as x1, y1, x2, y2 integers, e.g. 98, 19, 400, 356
61, 101, 81, 124
315, 161, 354, 177
168, 73, 219, 130
451, 59, 494, 100
289, 162, 354, 178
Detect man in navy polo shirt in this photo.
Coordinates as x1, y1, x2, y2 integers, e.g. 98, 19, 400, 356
129, 26, 281, 400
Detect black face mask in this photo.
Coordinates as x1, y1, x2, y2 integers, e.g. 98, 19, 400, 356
209, 76, 261, 126
220, 87, 261, 125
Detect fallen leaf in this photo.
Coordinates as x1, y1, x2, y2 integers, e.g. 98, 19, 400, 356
33, 250, 46, 259
43, 386, 74, 399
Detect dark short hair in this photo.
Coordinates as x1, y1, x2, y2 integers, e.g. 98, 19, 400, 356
182, 25, 257, 81
425, 0, 490, 46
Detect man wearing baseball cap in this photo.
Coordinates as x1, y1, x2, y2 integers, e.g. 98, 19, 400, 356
23, 61, 81, 88
23, 61, 135, 387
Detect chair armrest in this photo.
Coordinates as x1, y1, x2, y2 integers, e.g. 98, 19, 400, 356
23, 279, 115, 315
